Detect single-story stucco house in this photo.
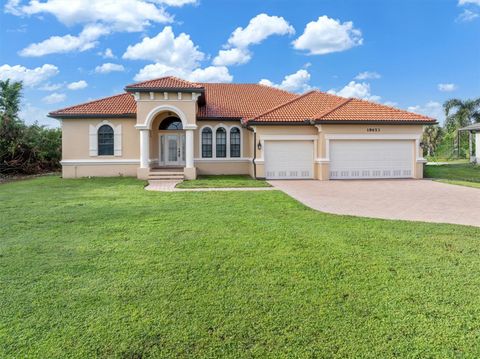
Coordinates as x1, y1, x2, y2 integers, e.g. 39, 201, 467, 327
49, 76, 436, 181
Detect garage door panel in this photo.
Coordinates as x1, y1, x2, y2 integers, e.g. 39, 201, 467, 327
265, 141, 314, 179
330, 140, 413, 179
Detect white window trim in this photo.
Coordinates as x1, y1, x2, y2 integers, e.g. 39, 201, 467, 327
199, 124, 243, 159
229, 125, 243, 158
199, 125, 214, 159
89, 120, 122, 157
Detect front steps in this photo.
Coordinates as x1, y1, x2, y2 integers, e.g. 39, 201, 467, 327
147, 167, 184, 181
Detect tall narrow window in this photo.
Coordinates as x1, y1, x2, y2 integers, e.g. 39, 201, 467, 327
201, 127, 212, 158
98, 125, 114, 155
216, 127, 226, 158
230, 127, 241, 158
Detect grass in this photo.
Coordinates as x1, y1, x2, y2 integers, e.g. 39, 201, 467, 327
176, 175, 270, 188
1, 176, 480, 358
424, 163, 480, 185
437, 179, 480, 189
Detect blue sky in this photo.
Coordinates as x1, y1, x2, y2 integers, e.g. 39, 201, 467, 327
1, 0, 479, 127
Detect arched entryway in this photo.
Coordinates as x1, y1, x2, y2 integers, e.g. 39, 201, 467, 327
158, 116, 185, 167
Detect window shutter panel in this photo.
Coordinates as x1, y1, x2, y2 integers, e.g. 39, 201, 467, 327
114, 124, 122, 156
89, 125, 98, 156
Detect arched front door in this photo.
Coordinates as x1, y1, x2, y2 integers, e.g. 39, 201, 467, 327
159, 117, 186, 167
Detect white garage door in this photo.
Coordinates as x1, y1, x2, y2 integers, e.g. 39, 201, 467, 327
330, 140, 414, 179
265, 140, 314, 179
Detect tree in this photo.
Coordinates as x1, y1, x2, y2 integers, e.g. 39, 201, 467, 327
422, 125, 443, 157
444, 98, 480, 133
0, 79, 61, 175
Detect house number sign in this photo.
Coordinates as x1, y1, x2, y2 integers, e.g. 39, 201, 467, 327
367, 127, 381, 132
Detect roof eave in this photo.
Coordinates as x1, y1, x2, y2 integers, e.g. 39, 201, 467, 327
48, 113, 136, 119
315, 119, 438, 125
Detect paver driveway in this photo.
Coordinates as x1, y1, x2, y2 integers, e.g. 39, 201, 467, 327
270, 179, 480, 227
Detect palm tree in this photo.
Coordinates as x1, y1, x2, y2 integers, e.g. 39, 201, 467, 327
422, 125, 443, 157
444, 98, 480, 133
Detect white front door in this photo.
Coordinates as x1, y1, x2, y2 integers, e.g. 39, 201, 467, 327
160, 134, 185, 166
265, 140, 314, 179
329, 140, 414, 179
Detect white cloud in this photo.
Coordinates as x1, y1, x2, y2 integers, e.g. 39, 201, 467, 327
14, 0, 173, 32
459, 0, 480, 5
293, 15, 363, 55
355, 71, 381, 80
100, 48, 116, 59
383, 101, 398, 107
259, 69, 313, 93
4, 0, 22, 15
67, 80, 88, 90
11, 0, 196, 57
212, 48, 251, 66
189, 66, 233, 83
19, 102, 58, 127
154, 0, 198, 6
213, 13, 294, 66
438, 83, 458, 92
42, 92, 66, 104
123, 26, 204, 71
408, 101, 444, 122
0, 64, 59, 87
227, 13, 295, 49
328, 81, 381, 102
39, 82, 63, 91
134, 64, 232, 83
20, 24, 109, 57
95, 63, 125, 74
456, 9, 479, 21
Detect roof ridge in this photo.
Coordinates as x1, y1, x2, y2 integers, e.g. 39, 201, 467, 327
49, 93, 132, 114
125, 75, 203, 89
315, 97, 352, 120
252, 91, 315, 120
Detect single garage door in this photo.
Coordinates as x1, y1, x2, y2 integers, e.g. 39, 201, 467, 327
265, 140, 314, 179
330, 140, 414, 179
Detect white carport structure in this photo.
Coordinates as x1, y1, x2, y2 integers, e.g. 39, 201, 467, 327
459, 123, 480, 164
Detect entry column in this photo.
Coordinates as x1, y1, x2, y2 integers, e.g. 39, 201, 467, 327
184, 124, 197, 179
140, 129, 149, 169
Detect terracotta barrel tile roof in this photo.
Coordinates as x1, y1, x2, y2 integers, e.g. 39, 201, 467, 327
318, 98, 436, 122
49, 76, 436, 124
197, 83, 297, 119
125, 76, 203, 90
251, 91, 346, 122
49, 93, 136, 118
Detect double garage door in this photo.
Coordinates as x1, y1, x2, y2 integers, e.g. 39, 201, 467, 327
264, 139, 414, 180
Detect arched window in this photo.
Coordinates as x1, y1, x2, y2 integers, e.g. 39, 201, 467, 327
159, 116, 183, 130
216, 127, 227, 158
201, 127, 212, 158
98, 125, 114, 155
230, 127, 241, 158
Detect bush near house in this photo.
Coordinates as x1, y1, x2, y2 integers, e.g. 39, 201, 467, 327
0, 80, 61, 176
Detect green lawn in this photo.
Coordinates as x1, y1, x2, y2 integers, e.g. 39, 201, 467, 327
1, 176, 480, 358
176, 175, 270, 188
425, 163, 480, 183
436, 179, 480, 189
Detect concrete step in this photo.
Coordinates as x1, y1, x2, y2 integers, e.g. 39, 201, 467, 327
148, 176, 184, 181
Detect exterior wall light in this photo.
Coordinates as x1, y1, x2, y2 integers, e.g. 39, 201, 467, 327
257, 141, 262, 151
